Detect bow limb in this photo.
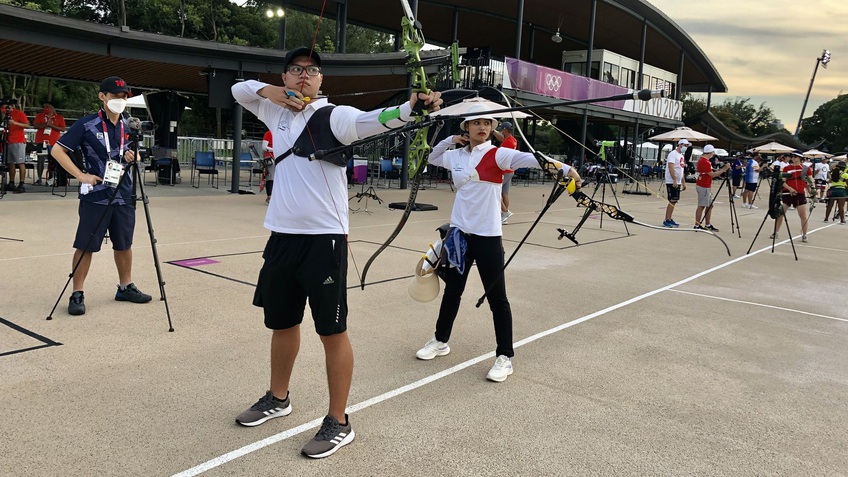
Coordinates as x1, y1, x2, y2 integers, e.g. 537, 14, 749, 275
570, 190, 732, 256
360, 0, 433, 289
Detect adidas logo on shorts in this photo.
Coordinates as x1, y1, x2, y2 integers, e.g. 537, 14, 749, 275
323, 276, 335, 285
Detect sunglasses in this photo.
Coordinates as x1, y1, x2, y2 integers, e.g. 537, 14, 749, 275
286, 65, 321, 76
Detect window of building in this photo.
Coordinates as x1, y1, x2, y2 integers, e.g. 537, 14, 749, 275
603, 62, 620, 85
620, 68, 636, 89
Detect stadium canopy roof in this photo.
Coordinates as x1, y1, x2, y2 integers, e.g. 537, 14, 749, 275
0, 0, 726, 110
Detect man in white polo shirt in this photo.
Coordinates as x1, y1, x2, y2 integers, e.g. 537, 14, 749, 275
663, 138, 689, 227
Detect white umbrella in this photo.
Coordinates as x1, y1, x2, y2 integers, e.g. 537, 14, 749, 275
429, 97, 530, 119
832, 154, 847, 160
649, 126, 717, 142
714, 148, 729, 157
749, 141, 795, 154
802, 149, 833, 158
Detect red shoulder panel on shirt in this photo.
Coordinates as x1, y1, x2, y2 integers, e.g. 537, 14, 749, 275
475, 148, 504, 184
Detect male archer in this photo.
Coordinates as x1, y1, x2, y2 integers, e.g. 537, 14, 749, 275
231, 47, 442, 459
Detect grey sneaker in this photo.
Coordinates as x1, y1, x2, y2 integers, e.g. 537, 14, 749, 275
801, 234, 808, 243
301, 414, 355, 459
115, 283, 152, 303
68, 291, 86, 316
769, 232, 778, 240
235, 391, 292, 427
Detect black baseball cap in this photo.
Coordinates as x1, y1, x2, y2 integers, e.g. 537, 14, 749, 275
283, 47, 322, 71
99, 76, 132, 96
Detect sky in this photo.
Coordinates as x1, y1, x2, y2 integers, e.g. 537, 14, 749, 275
647, 0, 847, 134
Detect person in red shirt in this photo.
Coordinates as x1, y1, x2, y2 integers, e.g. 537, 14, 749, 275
33, 102, 67, 185
694, 145, 730, 230
772, 151, 812, 242
492, 121, 517, 223
1, 103, 31, 193
261, 129, 275, 204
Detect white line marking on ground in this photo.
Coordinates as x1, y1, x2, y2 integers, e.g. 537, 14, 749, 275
172, 226, 828, 476
668, 289, 848, 323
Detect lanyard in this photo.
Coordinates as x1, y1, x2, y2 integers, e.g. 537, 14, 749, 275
98, 110, 124, 159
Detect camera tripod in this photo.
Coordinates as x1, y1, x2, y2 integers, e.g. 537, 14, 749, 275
349, 173, 383, 214
746, 174, 798, 260
46, 138, 174, 331
701, 171, 742, 238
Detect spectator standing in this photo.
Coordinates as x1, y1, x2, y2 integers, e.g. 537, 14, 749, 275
50, 76, 153, 316
823, 161, 846, 224
813, 157, 830, 203
694, 144, 730, 231
730, 154, 744, 198
1, 102, 30, 193
742, 153, 761, 209
663, 139, 689, 227
33, 103, 66, 185
261, 129, 275, 205
492, 121, 517, 224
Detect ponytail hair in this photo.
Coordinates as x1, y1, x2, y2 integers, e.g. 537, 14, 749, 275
832, 164, 845, 182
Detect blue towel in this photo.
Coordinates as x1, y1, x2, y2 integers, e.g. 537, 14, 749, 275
443, 227, 468, 275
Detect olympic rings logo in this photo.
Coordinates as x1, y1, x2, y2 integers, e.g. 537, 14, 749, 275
545, 74, 562, 92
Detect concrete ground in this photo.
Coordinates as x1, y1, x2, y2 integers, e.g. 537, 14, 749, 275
1, 174, 846, 477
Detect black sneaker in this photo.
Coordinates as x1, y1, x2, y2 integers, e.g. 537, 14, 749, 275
115, 283, 152, 303
705, 224, 719, 232
235, 391, 292, 427
301, 414, 355, 459
13, 183, 25, 194
693, 224, 705, 230
68, 291, 86, 316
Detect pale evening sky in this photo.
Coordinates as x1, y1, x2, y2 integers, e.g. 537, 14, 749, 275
647, 0, 847, 134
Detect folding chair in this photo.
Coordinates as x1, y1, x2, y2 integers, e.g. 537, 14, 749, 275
191, 151, 219, 188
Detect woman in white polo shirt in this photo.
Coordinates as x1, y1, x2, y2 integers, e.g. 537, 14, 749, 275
414, 106, 580, 383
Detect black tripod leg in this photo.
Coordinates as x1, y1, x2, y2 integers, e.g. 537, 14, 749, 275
746, 211, 773, 255
132, 160, 175, 331
782, 214, 799, 261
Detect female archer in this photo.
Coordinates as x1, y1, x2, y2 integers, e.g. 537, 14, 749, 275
414, 105, 580, 382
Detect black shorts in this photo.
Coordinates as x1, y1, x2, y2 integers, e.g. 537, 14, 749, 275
73, 201, 136, 252
666, 183, 681, 202
745, 182, 757, 192
781, 193, 807, 208
265, 179, 274, 197
732, 175, 743, 187
253, 232, 348, 335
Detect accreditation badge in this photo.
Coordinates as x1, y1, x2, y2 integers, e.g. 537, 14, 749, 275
103, 160, 125, 188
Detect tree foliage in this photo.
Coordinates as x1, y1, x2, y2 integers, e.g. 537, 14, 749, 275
0, 0, 396, 135
680, 93, 784, 138
799, 93, 848, 153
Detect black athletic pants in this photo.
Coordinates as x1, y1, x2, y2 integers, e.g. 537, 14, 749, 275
435, 233, 514, 358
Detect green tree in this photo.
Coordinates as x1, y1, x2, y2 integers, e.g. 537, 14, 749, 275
711, 97, 780, 137
680, 92, 707, 120
799, 93, 848, 152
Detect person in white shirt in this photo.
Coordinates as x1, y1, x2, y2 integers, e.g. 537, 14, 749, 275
231, 46, 442, 459
813, 158, 830, 203
413, 105, 580, 383
663, 139, 689, 227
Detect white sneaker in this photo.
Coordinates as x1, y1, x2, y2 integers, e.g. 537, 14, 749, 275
801, 234, 808, 243
501, 210, 513, 224
741, 203, 750, 209
749, 204, 758, 209
486, 355, 513, 382
769, 233, 778, 240
415, 337, 450, 360
733, 194, 741, 199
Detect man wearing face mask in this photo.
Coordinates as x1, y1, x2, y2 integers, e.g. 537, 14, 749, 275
663, 138, 689, 227
51, 76, 152, 316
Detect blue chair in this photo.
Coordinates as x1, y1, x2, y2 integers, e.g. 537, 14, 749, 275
192, 151, 219, 189
380, 158, 399, 188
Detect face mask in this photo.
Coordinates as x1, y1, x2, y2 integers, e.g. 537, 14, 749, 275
680, 146, 687, 153
106, 98, 127, 114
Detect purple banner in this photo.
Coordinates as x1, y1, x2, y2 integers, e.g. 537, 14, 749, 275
505, 57, 629, 109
